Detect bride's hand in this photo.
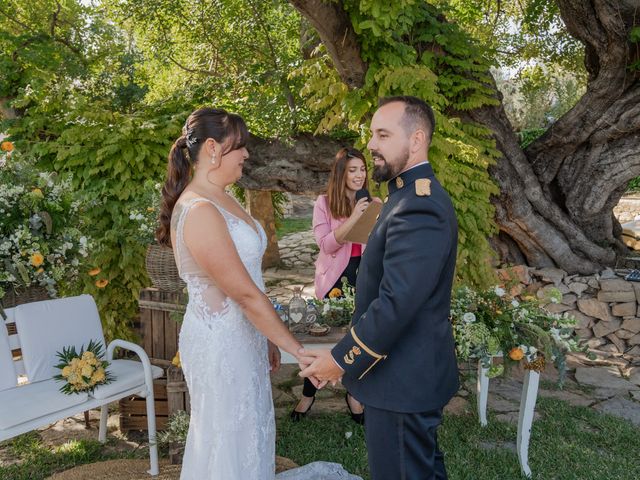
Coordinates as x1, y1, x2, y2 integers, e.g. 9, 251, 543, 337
268, 341, 281, 373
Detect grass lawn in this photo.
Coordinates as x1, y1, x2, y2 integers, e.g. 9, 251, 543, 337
276, 217, 312, 240
276, 396, 640, 480
0, 431, 147, 480
3, 396, 639, 479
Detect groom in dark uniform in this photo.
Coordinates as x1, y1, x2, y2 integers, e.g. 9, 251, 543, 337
300, 96, 459, 479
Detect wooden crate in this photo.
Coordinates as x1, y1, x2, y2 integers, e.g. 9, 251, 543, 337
119, 289, 191, 433
119, 358, 171, 433
167, 365, 190, 414
138, 288, 186, 362
119, 363, 190, 433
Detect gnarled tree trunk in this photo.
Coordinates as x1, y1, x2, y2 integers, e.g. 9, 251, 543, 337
266, 0, 640, 275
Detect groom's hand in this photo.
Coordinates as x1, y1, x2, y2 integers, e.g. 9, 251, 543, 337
298, 348, 344, 387
295, 349, 322, 387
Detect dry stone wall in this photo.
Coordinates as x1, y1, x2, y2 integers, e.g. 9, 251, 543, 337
497, 266, 640, 367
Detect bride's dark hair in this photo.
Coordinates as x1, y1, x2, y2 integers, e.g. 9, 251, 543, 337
156, 107, 249, 247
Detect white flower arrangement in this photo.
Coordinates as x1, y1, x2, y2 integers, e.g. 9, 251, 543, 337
0, 147, 91, 300
450, 285, 588, 384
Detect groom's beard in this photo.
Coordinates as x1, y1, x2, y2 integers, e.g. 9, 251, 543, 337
371, 148, 410, 183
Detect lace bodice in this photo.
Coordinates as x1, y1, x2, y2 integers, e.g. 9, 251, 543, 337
171, 197, 267, 320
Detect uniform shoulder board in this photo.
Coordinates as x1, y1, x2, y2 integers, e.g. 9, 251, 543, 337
415, 178, 431, 196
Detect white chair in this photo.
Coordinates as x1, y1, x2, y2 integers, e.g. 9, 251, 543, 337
0, 294, 163, 475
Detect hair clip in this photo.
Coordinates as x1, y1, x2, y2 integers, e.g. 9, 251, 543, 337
185, 128, 199, 147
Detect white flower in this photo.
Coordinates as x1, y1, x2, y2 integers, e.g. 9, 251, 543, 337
345, 431, 353, 439
494, 286, 506, 297
462, 312, 476, 323
511, 299, 519, 307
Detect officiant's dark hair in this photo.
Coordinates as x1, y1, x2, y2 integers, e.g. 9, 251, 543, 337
157, 107, 249, 247
327, 147, 368, 219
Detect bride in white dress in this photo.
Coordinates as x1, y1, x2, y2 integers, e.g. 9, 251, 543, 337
156, 108, 309, 479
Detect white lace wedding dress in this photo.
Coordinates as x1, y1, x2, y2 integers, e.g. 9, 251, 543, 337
173, 197, 363, 480
173, 197, 275, 479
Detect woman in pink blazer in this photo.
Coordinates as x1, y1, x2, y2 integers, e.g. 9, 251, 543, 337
291, 147, 373, 424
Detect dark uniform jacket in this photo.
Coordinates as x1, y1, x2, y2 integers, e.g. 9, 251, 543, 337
331, 162, 459, 413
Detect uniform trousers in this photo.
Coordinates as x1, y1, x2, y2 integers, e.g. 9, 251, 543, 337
364, 404, 447, 480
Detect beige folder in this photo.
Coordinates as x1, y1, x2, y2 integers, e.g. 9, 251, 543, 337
343, 202, 383, 244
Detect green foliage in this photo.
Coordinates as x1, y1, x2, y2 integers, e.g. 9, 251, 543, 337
498, 65, 585, 132
158, 410, 190, 447
276, 217, 313, 240
108, 0, 315, 137
519, 128, 546, 149
9, 90, 187, 340
439, 0, 586, 76
626, 176, 640, 193
293, 1, 500, 287
440, 1, 587, 132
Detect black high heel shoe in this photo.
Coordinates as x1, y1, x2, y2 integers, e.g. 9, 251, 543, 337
345, 393, 365, 425
290, 396, 316, 422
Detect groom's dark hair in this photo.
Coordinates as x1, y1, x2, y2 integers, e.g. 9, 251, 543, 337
379, 96, 435, 143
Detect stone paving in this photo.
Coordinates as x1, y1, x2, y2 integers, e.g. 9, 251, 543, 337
264, 230, 317, 303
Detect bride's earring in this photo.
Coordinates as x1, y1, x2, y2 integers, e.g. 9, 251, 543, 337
211, 155, 216, 166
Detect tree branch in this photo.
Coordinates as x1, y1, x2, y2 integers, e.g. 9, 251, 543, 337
240, 133, 348, 193
525, 0, 639, 184
289, 0, 366, 88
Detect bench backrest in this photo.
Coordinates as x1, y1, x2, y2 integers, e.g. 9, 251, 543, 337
0, 307, 18, 391
7, 295, 105, 384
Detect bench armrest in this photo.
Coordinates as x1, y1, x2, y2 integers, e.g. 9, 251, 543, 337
106, 339, 157, 395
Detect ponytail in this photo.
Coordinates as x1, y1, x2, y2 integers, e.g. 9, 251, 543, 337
156, 136, 191, 247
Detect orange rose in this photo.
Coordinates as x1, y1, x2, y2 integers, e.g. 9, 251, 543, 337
1, 141, 14, 152
508, 347, 525, 361
30, 252, 44, 267
95, 279, 109, 288
328, 288, 342, 298
88, 268, 101, 276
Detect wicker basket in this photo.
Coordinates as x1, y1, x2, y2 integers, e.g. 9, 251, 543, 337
1, 285, 50, 308
145, 244, 186, 292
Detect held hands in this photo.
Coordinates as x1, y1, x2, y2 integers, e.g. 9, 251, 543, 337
298, 348, 344, 389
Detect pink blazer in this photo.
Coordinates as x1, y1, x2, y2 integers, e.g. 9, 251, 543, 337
313, 195, 360, 299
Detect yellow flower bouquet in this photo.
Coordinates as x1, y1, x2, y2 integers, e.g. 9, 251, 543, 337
53, 340, 114, 394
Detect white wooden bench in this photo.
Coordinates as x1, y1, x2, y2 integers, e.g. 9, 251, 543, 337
0, 294, 163, 476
